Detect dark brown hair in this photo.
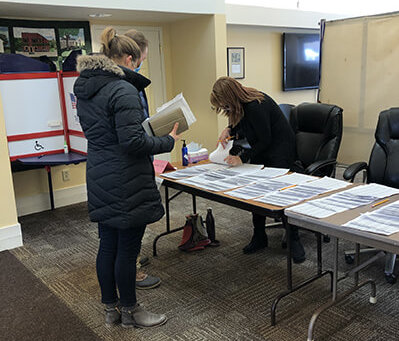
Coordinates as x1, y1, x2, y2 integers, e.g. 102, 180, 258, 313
124, 29, 149, 53
210, 76, 264, 127
100, 27, 141, 63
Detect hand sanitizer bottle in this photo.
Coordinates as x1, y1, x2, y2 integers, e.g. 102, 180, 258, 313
182, 140, 188, 166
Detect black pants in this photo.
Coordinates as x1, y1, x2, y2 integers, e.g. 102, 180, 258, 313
96, 223, 146, 307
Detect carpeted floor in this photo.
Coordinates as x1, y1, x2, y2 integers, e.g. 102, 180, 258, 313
0, 250, 101, 341
9, 185, 399, 341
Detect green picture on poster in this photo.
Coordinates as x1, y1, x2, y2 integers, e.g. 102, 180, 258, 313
59, 27, 86, 57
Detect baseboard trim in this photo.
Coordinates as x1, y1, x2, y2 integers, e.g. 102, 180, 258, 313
0, 223, 23, 251
16, 184, 87, 217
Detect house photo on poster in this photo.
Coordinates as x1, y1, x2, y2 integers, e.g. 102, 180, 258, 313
0, 27, 10, 53
13, 27, 57, 57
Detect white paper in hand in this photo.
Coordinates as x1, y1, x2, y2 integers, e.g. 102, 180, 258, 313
209, 140, 234, 165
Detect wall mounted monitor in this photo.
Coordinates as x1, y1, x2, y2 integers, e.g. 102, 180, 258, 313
283, 33, 320, 91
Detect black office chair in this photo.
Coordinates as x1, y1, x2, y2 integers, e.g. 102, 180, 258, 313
290, 102, 343, 177
278, 103, 294, 124
343, 108, 399, 284
275, 103, 343, 246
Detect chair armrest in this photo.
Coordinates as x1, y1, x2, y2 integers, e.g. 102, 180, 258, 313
343, 162, 367, 182
305, 159, 337, 175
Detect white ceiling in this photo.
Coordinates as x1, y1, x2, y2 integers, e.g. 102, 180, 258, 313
0, 2, 199, 23
225, 0, 399, 16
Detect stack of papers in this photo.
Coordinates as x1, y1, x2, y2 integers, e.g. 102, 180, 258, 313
227, 179, 291, 200
287, 183, 399, 218
255, 177, 349, 207
161, 163, 224, 179
178, 164, 263, 191
343, 200, 399, 235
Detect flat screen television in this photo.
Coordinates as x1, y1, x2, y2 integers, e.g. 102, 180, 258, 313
283, 33, 320, 91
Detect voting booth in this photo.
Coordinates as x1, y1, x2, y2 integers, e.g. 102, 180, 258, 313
0, 70, 86, 161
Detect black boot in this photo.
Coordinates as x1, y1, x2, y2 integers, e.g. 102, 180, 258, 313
243, 230, 268, 254
291, 228, 306, 264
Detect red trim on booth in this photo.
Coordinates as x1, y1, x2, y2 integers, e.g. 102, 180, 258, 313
7, 130, 64, 142
0, 72, 58, 80
10, 149, 64, 161
61, 71, 79, 77
70, 148, 87, 156
68, 129, 85, 138
57, 72, 70, 148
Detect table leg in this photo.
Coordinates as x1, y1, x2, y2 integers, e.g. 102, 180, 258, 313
271, 223, 332, 326
153, 185, 186, 257
192, 194, 197, 214
306, 237, 378, 341
45, 166, 55, 210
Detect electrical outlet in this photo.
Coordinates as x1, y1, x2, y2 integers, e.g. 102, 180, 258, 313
62, 169, 70, 182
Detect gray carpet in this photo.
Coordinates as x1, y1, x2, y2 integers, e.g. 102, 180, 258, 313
0, 250, 101, 341
12, 186, 399, 341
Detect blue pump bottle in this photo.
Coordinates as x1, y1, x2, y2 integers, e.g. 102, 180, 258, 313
182, 140, 188, 166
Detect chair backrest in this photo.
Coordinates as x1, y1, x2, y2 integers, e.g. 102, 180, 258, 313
368, 108, 399, 188
278, 103, 294, 124
290, 103, 343, 175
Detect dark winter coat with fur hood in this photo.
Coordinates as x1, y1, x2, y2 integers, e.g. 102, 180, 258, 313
74, 54, 174, 229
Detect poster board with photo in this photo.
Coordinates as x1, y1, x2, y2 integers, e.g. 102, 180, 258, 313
0, 18, 91, 70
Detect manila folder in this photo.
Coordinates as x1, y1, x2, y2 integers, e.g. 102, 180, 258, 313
148, 107, 189, 136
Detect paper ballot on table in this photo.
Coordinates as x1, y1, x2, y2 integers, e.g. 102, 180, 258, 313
142, 93, 196, 137
209, 140, 234, 165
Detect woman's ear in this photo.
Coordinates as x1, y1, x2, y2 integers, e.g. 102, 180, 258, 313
125, 55, 136, 69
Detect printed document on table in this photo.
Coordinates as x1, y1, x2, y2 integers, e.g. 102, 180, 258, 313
272, 173, 318, 185
161, 163, 226, 179
286, 183, 399, 218
255, 177, 350, 207
342, 183, 399, 199
343, 201, 399, 235
226, 180, 291, 200
178, 168, 243, 188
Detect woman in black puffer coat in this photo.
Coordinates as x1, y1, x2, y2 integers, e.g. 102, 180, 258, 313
74, 27, 179, 328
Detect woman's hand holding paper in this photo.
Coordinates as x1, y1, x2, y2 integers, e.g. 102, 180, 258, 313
224, 155, 242, 166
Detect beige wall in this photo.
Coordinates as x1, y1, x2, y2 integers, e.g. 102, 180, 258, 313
167, 15, 227, 161
0, 95, 18, 227
227, 25, 317, 105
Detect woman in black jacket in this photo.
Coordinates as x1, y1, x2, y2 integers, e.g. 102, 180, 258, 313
210, 76, 305, 263
74, 27, 179, 328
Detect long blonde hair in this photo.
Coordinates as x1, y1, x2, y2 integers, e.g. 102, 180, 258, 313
100, 27, 141, 63
210, 76, 264, 127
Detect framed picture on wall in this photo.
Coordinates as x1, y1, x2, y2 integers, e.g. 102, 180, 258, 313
227, 47, 245, 79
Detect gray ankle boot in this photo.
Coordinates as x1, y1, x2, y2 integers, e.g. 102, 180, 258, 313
121, 303, 167, 328
104, 302, 121, 326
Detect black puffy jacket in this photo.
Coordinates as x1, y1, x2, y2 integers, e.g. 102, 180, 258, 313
74, 54, 174, 229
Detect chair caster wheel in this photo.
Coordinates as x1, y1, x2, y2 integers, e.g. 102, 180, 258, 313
385, 273, 397, 284
323, 235, 330, 243
281, 241, 287, 249
345, 254, 355, 264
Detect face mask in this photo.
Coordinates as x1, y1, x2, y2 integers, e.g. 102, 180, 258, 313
134, 61, 143, 73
